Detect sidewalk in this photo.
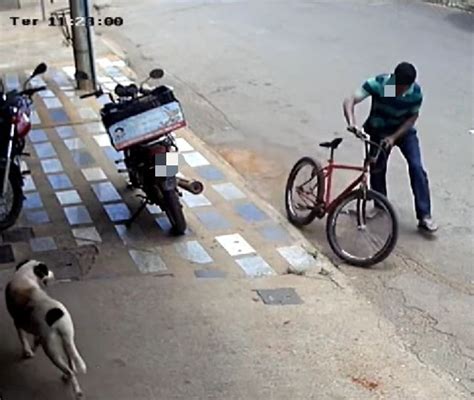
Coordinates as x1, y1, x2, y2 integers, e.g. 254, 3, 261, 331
0, 7, 466, 400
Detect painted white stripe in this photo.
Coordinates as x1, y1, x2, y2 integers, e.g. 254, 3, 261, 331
129, 249, 167, 273
216, 233, 256, 257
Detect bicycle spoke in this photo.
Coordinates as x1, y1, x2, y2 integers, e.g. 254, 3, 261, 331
286, 159, 323, 224
332, 195, 392, 262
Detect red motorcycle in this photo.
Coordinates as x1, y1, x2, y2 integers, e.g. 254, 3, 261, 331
0, 63, 47, 230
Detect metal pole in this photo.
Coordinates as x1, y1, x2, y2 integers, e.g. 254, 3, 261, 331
40, 0, 46, 21
83, 0, 97, 90
69, 0, 96, 91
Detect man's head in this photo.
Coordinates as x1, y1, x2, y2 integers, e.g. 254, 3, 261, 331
394, 62, 417, 95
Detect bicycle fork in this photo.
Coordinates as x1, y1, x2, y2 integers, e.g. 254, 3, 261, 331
356, 181, 369, 230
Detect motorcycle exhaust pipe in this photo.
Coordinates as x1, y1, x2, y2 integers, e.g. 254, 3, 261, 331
177, 177, 204, 195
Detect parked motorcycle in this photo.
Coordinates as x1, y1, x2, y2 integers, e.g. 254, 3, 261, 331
81, 68, 204, 235
0, 63, 47, 231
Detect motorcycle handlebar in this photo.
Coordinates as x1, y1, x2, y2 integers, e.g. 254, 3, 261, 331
115, 84, 138, 98
18, 86, 47, 97
80, 89, 103, 99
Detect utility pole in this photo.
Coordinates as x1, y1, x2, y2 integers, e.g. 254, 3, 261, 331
69, 0, 97, 91
40, 0, 46, 21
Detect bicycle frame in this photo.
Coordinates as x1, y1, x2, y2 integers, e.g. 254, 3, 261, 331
321, 140, 372, 215
322, 161, 367, 214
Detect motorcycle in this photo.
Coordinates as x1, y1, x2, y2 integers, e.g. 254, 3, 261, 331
81, 68, 204, 235
0, 63, 47, 231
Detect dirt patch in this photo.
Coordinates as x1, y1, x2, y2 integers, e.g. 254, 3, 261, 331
41, 245, 99, 280
216, 146, 287, 204
351, 376, 381, 391
217, 146, 282, 178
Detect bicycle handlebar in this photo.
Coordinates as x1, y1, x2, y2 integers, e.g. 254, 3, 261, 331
347, 126, 369, 141
346, 126, 387, 166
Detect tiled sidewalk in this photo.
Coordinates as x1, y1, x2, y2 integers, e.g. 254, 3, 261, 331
0, 56, 320, 281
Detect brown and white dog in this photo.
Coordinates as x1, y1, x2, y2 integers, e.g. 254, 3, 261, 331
5, 260, 87, 399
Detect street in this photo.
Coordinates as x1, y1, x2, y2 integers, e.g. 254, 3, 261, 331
0, 0, 472, 398
97, 0, 474, 394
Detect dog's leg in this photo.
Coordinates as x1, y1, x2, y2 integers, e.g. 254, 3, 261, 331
32, 336, 41, 353
42, 337, 84, 399
16, 327, 34, 359
64, 335, 87, 374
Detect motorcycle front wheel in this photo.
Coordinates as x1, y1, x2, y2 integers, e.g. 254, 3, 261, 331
162, 189, 187, 235
0, 164, 23, 231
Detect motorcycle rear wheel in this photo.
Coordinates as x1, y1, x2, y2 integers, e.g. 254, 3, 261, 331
0, 164, 23, 231
162, 189, 187, 235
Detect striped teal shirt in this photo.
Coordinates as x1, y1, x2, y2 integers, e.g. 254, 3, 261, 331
360, 74, 423, 137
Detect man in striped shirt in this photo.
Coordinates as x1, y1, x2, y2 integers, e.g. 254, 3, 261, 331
343, 62, 438, 232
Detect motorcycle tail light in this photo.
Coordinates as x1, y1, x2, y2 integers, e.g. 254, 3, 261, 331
147, 145, 169, 156
16, 113, 31, 138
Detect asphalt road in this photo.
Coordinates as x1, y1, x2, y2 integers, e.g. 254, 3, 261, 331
98, 0, 474, 394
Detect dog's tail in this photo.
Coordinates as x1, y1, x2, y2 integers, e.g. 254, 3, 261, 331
48, 308, 87, 374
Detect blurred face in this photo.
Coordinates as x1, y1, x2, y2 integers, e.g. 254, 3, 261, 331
396, 84, 410, 96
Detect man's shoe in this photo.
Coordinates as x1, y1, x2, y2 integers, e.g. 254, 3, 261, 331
418, 217, 438, 233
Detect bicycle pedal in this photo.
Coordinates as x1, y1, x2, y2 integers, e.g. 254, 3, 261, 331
21, 170, 31, 176
115, 159, 125, 164
21, 152, 31, 157
117, 169, 128, 173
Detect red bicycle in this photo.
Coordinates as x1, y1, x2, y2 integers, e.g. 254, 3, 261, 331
285, 126, 398, 267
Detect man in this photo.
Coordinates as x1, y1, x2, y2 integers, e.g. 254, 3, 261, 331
343, 62, 438, 232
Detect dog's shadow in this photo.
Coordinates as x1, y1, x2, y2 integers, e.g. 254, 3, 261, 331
0, 344, 68, 399
0, 306, 67, 399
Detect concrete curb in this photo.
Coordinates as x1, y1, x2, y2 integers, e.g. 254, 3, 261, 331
425, 0, 474, 11
98, 36, 351, 291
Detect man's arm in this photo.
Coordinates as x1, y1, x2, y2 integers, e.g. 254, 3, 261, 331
387, 113, 419, 143
384, 90, 422, 147
343, 87, 370, 127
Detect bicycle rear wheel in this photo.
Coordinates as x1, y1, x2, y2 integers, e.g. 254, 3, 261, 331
285, 157, 325, 227
326, 189, 398, 267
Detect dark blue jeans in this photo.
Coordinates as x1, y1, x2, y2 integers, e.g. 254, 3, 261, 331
370, 128, 432, 220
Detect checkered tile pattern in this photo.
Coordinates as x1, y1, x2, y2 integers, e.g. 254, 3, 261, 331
0, 57, 318, 280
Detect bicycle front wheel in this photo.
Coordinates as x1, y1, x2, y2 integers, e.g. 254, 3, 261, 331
326, 189, 398, 267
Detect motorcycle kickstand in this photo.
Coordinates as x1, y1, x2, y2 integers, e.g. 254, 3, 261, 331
125, 200, 148, 228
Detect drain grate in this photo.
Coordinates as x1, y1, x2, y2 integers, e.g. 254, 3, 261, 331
256, 288, 303, 305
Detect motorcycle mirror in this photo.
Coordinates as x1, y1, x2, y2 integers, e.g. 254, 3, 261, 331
149, 69, 164, 79
32, 62, 47, 77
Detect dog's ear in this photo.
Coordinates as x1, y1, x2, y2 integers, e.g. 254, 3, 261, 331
33, 263, 49, 280
15, 260, 30, 271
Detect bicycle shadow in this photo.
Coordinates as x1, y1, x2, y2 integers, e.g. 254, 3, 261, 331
298, 222, 395, 271
300, 218, 438, 272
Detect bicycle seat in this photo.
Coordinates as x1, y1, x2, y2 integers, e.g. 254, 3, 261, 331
319, 138, 343, 150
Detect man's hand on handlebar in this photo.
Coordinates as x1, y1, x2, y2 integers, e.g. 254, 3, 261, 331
347, 125, 369, 140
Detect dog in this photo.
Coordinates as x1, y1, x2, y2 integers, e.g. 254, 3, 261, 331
4, 260, 87, 399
